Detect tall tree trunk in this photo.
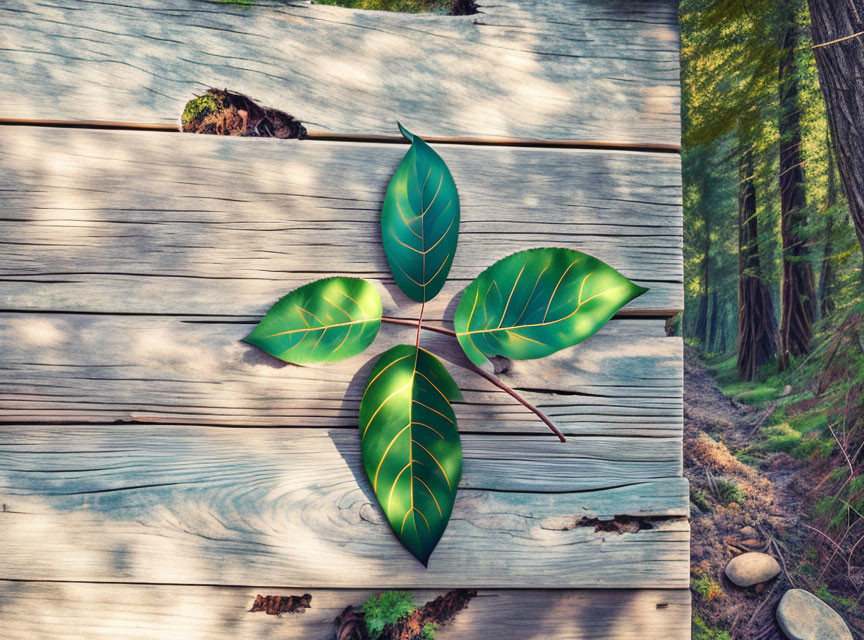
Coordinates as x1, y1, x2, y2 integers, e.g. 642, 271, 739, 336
778, 7, 817, 366
719, 311, 728, 353
807, 0, 864, 254
820, 133, 839, 317
694, 249, 710, 351
737, 148, 777, 381
694, 201, 711, 349
707, 290, 720, 351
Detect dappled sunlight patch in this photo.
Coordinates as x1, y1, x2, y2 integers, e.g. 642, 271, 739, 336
11, 317, 67, 348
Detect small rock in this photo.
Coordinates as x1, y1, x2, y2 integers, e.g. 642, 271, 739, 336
724, 552, 781, 587
740, 525, 758, 538
776, 589, 853, 640
779, 384, 793, 397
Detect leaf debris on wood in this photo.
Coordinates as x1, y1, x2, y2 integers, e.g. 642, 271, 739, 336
249, 593, 312, 615
334, 589, 476, 640
181, 89, 306, 139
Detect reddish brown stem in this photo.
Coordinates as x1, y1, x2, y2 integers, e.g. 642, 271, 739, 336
380, 316, 566, 442
381, 316, 457, 338
466, 363, 566, 443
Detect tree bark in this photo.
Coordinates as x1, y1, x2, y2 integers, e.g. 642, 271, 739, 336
778, 6, 817, 365
807, 0, 864, 255
820, 133, 839, 318
694, 199, 711, 349
707, 290, 720, 351
737, 147, 778, 381
694, 258, 709, 347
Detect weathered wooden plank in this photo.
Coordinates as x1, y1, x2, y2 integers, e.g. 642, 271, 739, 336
0, 582, 691, 640
0, 424, 685, 497
0, 127, 683, 315
0, 313, 682, 437
0, 0, 681, 146
0, 424, 688, 587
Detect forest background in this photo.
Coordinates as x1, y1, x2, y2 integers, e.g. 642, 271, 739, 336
680, 1, 864, 638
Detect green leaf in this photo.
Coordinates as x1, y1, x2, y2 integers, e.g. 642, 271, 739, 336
244, 277, 382, 364
381, 124, 460, 303
453, 248, 648, 367
359, 344, 463, 566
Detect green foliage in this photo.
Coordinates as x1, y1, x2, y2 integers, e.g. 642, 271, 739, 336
692, 613, 731, 640
454, 248, 646, 367
815, 585, 858, 611
315, 0, 449, 12
816, 475, 864, 532
681, 0, 864, 355
181, 94, 218, 126
360, 345, 463, 566
361, 591, 417, 639
244, 277, 382, 364
421, 622, 439, 639
245, 126, 647, 565
381, 123, 459, 303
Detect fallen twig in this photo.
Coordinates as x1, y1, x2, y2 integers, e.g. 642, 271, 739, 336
749, 402, 777, 437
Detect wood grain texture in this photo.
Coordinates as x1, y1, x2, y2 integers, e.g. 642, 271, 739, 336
0, 0, 680, 145
0, 127, 683, 315
0, 582, 691, 640
0, 0, 687, 631
0, 313, 682, 437
0, 424, 688, 587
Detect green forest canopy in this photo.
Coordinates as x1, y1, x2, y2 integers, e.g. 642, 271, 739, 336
681, 0, 863, 361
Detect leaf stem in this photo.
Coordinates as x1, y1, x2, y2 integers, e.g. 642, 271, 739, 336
415, 303, 425, 349
466, 364, 567, 443
380, 316, 566, 442
381, 316, 457, 338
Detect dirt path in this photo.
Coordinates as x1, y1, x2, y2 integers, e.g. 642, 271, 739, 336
684, 347, 805, 640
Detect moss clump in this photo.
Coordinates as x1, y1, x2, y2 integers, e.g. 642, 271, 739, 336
181, 94, 219, 127
691, 572, 724, 602
361, 591, 417, 639
181, 89, 306, 138
690, 486, 712, 512
692, 614, 731, 640
745, 422, 834, 459
314, 0, 450, 12
715, 477, 745, 506
718, 381, 782, 406
734, 450, 756, 465
705, 352, 738, 383
756, 423, 802, 453
788, 411, 828, 433
420, 622, 439, 639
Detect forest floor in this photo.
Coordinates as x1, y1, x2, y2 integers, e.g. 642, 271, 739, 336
684, 346, 863, 640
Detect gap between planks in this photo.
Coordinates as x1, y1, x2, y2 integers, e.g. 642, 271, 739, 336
0, 119, 682, 154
